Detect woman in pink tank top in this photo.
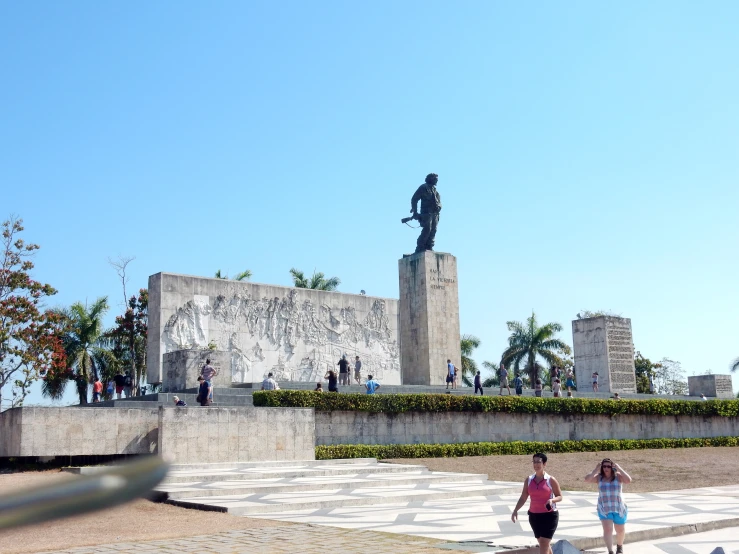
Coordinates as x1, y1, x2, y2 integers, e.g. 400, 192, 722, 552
511, 453, 564, 554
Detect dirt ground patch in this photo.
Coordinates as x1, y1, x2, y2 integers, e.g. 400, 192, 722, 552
387, 446, 739, 493
2, 447, 738, 553
0, 470, 285, 554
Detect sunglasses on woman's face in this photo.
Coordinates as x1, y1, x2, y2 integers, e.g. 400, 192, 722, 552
602, 465, 613, 469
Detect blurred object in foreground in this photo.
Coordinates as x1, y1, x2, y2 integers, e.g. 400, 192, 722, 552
0, 455, 169, 530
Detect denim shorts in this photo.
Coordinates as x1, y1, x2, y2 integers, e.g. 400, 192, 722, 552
598, 508, 628, 525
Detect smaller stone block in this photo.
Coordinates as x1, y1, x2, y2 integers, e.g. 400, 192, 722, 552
688, 374, 734, 399
161, 349, 230, 392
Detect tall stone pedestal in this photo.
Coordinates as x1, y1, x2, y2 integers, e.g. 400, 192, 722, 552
399, 251, 461, 386
572, 316, 637, 393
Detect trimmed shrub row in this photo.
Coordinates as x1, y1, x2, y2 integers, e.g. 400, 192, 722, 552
315, 436, 739, 460
253, 390, 739, 417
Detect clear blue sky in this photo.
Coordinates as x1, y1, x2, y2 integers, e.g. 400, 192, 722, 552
2, 1, 738, 406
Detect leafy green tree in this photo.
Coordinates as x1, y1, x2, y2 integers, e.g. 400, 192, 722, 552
0, 217, 63, 409
215, 269, 252, 281
653, 357, 687, 395
43, 297, 119, 405
289, 268, 340, 291
501, 311, 571, 385
459, 334, 480, 386
104, 289, 147, 396
634, 351, 662, 394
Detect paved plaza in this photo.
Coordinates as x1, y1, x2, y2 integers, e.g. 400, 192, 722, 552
34, 470, 739, 554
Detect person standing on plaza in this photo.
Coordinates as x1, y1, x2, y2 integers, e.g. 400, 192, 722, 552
113, 371, 126, 399
474, 371, 483, 395
261, 372, 279, 390
551, 366, 560, 386
337, 355, 350, 386
585, 458, 632, 554
499, 363, 511, 396
534, 378, 543, 397
197, 376, 211, 407
513, 373, 524, 396
552, 378, 561, 398
592, 371, 599, 393
446, 359, 457, 390
123, 370, 134, 398
92, 378, 103, 402
511, 453, 563, 554
200, 358, 218, 401
325, 369, 339, 393
314, 382, 323, 392
365, 374, 380, 394
354, 355, 362, 385
565, 368, 576, 395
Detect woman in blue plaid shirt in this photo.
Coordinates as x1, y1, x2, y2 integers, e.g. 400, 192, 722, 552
585, 458, 633, 554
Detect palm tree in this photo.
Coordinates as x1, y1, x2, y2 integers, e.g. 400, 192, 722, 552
289, 268, 340, 291
481, 360, 499, 388
42, 297, 119, 405
501, 311, 571, 385
459, 334, 480, 386
214, 269, 252, 281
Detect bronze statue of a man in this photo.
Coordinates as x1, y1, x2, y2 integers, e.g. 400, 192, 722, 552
407, 173, 442, 253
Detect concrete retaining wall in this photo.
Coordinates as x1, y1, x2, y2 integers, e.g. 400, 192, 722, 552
314, 411, 739, 445
0, 407, 159, 457
158, 406, 315, 463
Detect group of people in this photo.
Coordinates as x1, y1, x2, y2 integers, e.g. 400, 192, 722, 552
466, 363, 575, 398
174, 358, 219, 407
512, 453, 632, 554
91, 370, 134, 402
320, 355, 380, 393
322, 355, 380, 394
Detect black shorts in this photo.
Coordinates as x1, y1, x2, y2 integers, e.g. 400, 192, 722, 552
528, 510, 558, 539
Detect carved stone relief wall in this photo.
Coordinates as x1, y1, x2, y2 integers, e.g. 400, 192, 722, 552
147, 273, 400, 387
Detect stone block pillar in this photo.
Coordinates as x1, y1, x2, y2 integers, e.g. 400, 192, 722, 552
572, 316, 637, 393
688, 375, 734, 398
161, 349, 229, 392
398, 251, 461, 385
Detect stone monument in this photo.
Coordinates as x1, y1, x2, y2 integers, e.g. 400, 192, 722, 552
147, 273, 401, 389
688, 374, 734, 399
398, 251, 461, 385
398, 173, 460, 385
572, 316, 637, 393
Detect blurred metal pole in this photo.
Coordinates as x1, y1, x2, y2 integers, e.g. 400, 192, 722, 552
0, 455, 169, 530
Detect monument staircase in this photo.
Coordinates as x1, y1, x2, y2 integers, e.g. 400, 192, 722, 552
151, 457, 521, 516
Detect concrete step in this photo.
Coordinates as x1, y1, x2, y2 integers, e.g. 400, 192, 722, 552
161, 461, 430, 484
166, 481, 520, 515
159, 471, 489, 499
167, 458, 378, 471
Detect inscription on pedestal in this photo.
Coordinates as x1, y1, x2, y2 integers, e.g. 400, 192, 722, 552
399, 252, 461, 386
573, 316, 637, 393
689, 374, 734, 398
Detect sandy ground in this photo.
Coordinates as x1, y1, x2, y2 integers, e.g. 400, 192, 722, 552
2, 447, 737, 553
387, 446, 739, 493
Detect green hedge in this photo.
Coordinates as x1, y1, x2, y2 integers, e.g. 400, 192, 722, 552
253, 390, 739, 417
316, 436, 739, 460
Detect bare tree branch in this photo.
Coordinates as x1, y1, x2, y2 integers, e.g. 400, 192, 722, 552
108, 255, 135, 307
